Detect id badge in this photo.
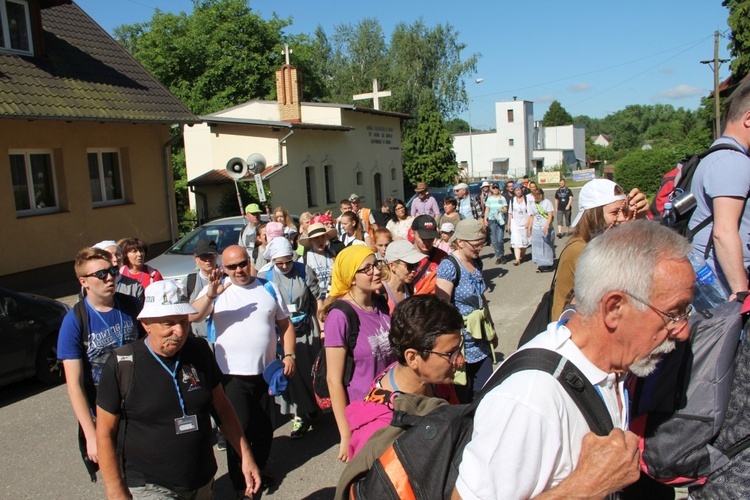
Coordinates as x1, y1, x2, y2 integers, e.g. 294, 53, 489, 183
175, 415, 199, 435
287, 304, 298, 314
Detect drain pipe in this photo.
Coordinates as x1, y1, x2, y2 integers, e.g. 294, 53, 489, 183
163, 130, 183, 243
278, 128, 294, 165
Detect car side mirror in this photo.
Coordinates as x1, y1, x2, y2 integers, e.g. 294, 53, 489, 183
1, 297, 18, 316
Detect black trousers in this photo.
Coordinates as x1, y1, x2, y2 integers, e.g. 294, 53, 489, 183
222, 374, 273, 490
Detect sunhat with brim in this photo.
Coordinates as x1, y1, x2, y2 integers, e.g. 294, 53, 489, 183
138, 280, 198, 319
385, 240, 427, 264
449, 218, 486, 243
571, 179, 627, 227
299, 223, 337, 247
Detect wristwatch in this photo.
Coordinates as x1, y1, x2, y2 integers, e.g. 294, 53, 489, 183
283, 354, 296, 360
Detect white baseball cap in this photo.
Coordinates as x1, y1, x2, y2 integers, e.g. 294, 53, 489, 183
138, 280, 198, 319
440, 222, 455, 233
385, 241, 427, 264
571, 179, 627, 227
481, 181, 490, 187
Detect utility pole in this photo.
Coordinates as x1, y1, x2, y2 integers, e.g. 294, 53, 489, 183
701, 31, 730, 140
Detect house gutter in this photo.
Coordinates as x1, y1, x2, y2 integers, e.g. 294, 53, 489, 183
278, 129, 294, 165
164, 130, 183, 243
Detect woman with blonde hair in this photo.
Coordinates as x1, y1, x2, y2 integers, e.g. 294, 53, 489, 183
273, 206, 298, 241
319, 246, 395, 462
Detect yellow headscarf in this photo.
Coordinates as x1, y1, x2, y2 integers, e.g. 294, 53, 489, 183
329, 245, 375, 298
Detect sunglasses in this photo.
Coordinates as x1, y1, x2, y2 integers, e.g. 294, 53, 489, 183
82, 266, 119, 280
400, 261, 420, 273
196, 253, 217, 261
224, 259, 249, 271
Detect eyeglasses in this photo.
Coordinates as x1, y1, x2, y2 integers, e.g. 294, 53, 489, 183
424, 337, 465, 365
463, 240, 485, 250
400, 261, 420, 273
82, 266, 119, 280
275, 259, 295, 268
355, 262, 381, 276
224, 259, 249, 271
623, 291, 693, 330
394, 206, 406, 212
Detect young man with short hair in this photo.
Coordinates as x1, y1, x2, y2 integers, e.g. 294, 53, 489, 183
58, 247, 144, 478
555, 179, 574, 237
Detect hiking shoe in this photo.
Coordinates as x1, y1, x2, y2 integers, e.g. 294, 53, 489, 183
290, 416, 311, 439
217, 430, 227, 451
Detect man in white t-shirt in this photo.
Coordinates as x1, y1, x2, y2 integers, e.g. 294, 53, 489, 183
191, 245, 296, 496
454, 220, 695, 499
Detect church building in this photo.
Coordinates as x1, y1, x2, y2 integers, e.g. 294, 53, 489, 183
184, 59, 409, 221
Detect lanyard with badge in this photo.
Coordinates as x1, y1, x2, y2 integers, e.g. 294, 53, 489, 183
145, 340, 199, 434
273, 267, 298, 314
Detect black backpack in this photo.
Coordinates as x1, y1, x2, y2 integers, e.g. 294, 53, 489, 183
349, 348, 614, 499
311, 296, 386, 410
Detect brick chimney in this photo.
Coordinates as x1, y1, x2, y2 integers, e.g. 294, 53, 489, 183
276, 64, 302, 123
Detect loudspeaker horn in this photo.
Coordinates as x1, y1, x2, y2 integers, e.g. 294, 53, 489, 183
247, 153, 266, 175
225, 157, 248, 180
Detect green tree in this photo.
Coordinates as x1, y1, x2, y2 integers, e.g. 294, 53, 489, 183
614, 147, 684, 196
114, 0, 290, 115
541, 100, 573, 126
723, 0, 750, 78
402, 109, 459, 186
445, 118, 470, 134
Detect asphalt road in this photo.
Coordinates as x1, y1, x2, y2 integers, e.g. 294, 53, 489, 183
0, 188, 580, 499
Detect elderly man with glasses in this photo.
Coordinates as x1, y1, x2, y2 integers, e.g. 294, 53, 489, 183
190, 244, 296, 495
454, 220, 695, 499
58, 247, 146, 481
453, 183, 484, 222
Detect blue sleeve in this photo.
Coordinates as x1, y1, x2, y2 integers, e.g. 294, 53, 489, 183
436, 258, 457, 282
57, 309, 84, 360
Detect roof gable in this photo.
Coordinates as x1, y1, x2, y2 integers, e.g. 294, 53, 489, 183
0, 1, 197, 123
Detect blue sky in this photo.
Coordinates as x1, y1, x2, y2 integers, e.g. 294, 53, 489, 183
77, 0, 732, 129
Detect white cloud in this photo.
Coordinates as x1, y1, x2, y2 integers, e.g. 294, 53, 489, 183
569, 83, 591, 92
536, 94, 556, 103
656, 84, 704, 99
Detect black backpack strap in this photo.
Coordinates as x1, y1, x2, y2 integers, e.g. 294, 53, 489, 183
447, 254, 461, 288
186, 272, 197, 298
473, 348, 614, 436
113, 342, 136, 460
329, 300, 360, 385
73, 300, 89, 351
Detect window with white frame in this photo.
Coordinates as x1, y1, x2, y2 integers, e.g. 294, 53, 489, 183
9, 151, 58, 215
87, 150, 124, 205
0, 0, 33, 55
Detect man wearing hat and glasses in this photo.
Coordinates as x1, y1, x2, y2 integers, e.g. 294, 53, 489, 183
96, 280, 261, 499
238, 203, 264, 257
349, 193, 377, 234
181, 238, 220, 340
58, 247, 146, 481
410, 182, 440, 219
453, 183, 483, 222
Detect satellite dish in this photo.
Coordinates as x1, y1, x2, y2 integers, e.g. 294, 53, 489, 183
247, 153, 266, 175
226, 157, 248, 180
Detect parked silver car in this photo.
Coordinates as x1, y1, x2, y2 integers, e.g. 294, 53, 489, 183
146, 214, 297, 281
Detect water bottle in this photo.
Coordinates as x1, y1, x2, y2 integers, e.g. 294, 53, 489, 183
687, 251, 730, 311
661, 202, 676, 227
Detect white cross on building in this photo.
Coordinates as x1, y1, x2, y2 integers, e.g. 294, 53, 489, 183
281, 44, 293, 65
353, 78, 392, 110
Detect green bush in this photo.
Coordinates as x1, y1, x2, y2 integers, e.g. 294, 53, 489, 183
614, 148, 684, 197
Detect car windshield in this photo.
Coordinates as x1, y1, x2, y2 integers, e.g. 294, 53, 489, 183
168, 222, 245, 255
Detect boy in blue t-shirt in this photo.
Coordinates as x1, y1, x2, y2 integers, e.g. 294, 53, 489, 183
58, 247, 143, 475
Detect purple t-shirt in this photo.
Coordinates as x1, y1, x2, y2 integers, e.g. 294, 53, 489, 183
324, 300, 394, 402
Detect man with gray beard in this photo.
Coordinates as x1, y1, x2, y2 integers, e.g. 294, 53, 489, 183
453, 220, 695, 500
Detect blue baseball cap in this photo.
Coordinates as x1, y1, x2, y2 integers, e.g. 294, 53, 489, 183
263, 359, 288, 396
